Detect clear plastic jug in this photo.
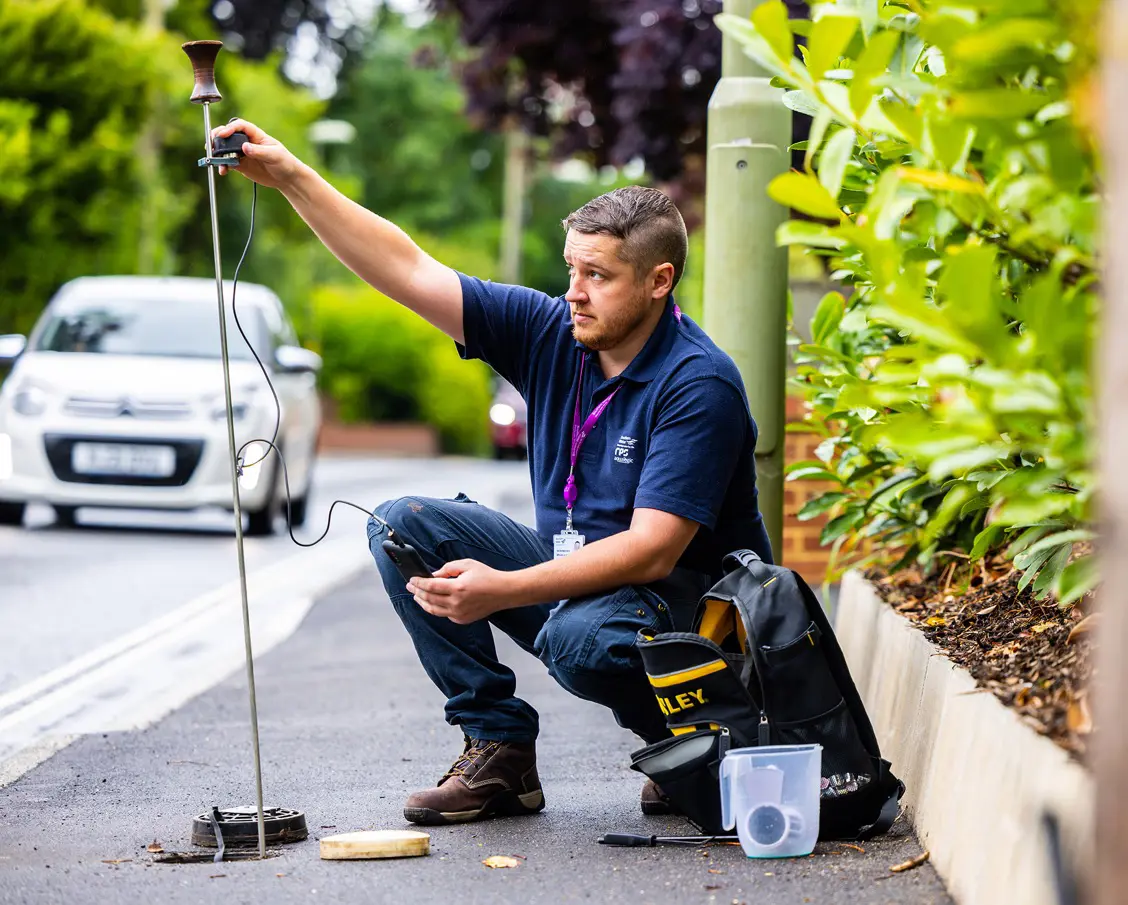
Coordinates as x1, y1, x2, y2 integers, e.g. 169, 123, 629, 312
719, 744, 822, 858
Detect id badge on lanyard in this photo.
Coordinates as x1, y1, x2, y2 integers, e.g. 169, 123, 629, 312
555, 352, 618, 558
553, 528, 586, 560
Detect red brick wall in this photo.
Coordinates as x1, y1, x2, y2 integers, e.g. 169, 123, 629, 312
782, 393, 835, 584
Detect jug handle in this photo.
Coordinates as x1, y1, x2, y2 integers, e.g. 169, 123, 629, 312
719, 756, 735, 831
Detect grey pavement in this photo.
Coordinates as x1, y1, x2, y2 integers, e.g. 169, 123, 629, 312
0, 488, 950, 904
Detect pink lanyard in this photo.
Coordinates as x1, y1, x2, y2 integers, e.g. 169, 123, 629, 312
562, 304, 681, 530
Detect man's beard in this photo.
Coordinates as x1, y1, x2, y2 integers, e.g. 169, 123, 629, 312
571, 289, 652, 351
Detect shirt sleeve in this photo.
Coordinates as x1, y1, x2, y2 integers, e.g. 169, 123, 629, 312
633, 377, 752, 530
455, 272, 563, 395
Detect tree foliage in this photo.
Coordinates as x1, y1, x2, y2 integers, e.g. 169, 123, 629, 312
0, 0, 161, 333
326, 12, 505, 237
720, 0, 1099, 606
0, 0, 337, 334
428, 0, 722, 186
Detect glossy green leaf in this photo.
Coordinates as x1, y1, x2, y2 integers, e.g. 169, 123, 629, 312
797, 492, 849, 520
818, 127, 856, 200
1032, 545, 1071, 598
751, 0, 794, 64
970, 524, 1004, 560
713, 13, 794, 80
783, 90, 822, 118
776, 220, 846, 249
1055, 555, 1098, 607
807, 14, 858, 80
927, 445, 1011, 481
804, 107, 834, 171
812, 291, 847, 344
1018, 547, 1057, 589
767, 172, 844, 220
787, 466, 842, 483
850, 30, 901, 117
1014, 528, 1093, 560
821, 508, 866, 544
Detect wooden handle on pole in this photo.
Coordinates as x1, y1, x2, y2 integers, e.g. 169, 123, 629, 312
182, 40, 223, 104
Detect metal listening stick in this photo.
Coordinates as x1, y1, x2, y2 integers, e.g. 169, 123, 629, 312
182, 38, 269, 859
176, 39, 435, 861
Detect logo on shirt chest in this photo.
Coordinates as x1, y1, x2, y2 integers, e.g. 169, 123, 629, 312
613, 435, 638, 465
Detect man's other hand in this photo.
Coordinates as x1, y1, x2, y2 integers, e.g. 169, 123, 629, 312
210, 118, 302, 189
407, 560, 515, 625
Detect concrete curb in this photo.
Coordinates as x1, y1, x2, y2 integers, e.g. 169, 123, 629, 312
836, 570, 1092, 905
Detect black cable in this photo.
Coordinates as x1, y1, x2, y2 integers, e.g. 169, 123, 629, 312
226, 180, 392, 546
229, 181, 277, 470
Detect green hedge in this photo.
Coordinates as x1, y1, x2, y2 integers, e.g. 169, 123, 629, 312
719, 0, 1098, 606
0, 0, 337, 334
311, 282, 493, 456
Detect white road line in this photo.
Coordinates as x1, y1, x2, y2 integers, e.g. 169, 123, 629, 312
0, 735, 76, 789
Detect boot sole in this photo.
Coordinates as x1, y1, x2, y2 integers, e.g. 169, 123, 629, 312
641, 799, 674, 816
404, 789, 545, 826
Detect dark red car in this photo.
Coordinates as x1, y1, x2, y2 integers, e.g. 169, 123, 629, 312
490, 379, 527, 459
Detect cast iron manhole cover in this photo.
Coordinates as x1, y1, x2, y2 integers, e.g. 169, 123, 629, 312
191, 806, 308, 847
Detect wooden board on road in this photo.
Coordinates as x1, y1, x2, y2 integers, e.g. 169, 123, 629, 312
319, 830, 430, 860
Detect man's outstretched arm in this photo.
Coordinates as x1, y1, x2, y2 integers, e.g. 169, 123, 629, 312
212, 119, 464, 343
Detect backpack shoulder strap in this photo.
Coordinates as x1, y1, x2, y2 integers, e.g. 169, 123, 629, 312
854, 761, 905, 841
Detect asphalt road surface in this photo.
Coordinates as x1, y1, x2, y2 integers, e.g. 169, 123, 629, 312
0, 455, 951, 904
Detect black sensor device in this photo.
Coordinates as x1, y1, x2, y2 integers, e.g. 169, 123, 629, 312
212, 131, 249, 158
382, 537, 432, 582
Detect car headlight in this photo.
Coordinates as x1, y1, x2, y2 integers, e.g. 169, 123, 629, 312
490, 403, 517, 426
13, 384, 49, 417
214, 402, 250, 422
0, 433, 11, 481
207, 388, 258, 422
238, 440, 272, 491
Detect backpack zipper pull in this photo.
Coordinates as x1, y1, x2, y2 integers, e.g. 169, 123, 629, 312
758, 711, 770, 746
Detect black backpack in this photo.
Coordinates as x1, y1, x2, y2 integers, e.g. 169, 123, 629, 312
629, 550, 904, 840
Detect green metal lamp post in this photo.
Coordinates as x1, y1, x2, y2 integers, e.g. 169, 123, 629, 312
703, 0, 792, 562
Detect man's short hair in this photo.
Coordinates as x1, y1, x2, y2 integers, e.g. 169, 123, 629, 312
562, 186, 688, 290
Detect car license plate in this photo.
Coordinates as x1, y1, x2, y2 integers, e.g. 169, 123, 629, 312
71, 442, 176, 478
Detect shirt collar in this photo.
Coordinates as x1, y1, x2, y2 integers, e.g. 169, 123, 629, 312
572, 294, 680, 385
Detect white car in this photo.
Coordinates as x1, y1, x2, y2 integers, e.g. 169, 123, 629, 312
0, 276, 322, 535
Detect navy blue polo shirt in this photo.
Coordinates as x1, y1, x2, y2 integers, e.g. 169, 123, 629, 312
456, 273, 773, 577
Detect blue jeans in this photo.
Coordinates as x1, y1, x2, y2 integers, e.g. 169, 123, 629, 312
367, 493, 712, 745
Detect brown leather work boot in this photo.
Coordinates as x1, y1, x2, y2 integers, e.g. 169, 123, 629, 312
641, 779, 677, 816
403, 736, 545, 826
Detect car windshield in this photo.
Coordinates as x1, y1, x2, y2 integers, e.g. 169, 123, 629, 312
34, 298, 267, 360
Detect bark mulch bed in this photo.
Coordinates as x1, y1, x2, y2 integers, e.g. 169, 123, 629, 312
863, 559, 1094, 762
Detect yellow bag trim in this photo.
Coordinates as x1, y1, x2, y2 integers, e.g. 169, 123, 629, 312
696, 598, 747, 651
671, 722, 720, 736
647, 658, 728, 688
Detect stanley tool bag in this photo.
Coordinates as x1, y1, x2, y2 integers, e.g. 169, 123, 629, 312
628, 550, 904, 840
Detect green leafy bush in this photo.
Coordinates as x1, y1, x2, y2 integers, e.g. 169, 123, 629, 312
0, 0, 336, 334
718, 0, 1099, 606
312, 282, 492, 456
